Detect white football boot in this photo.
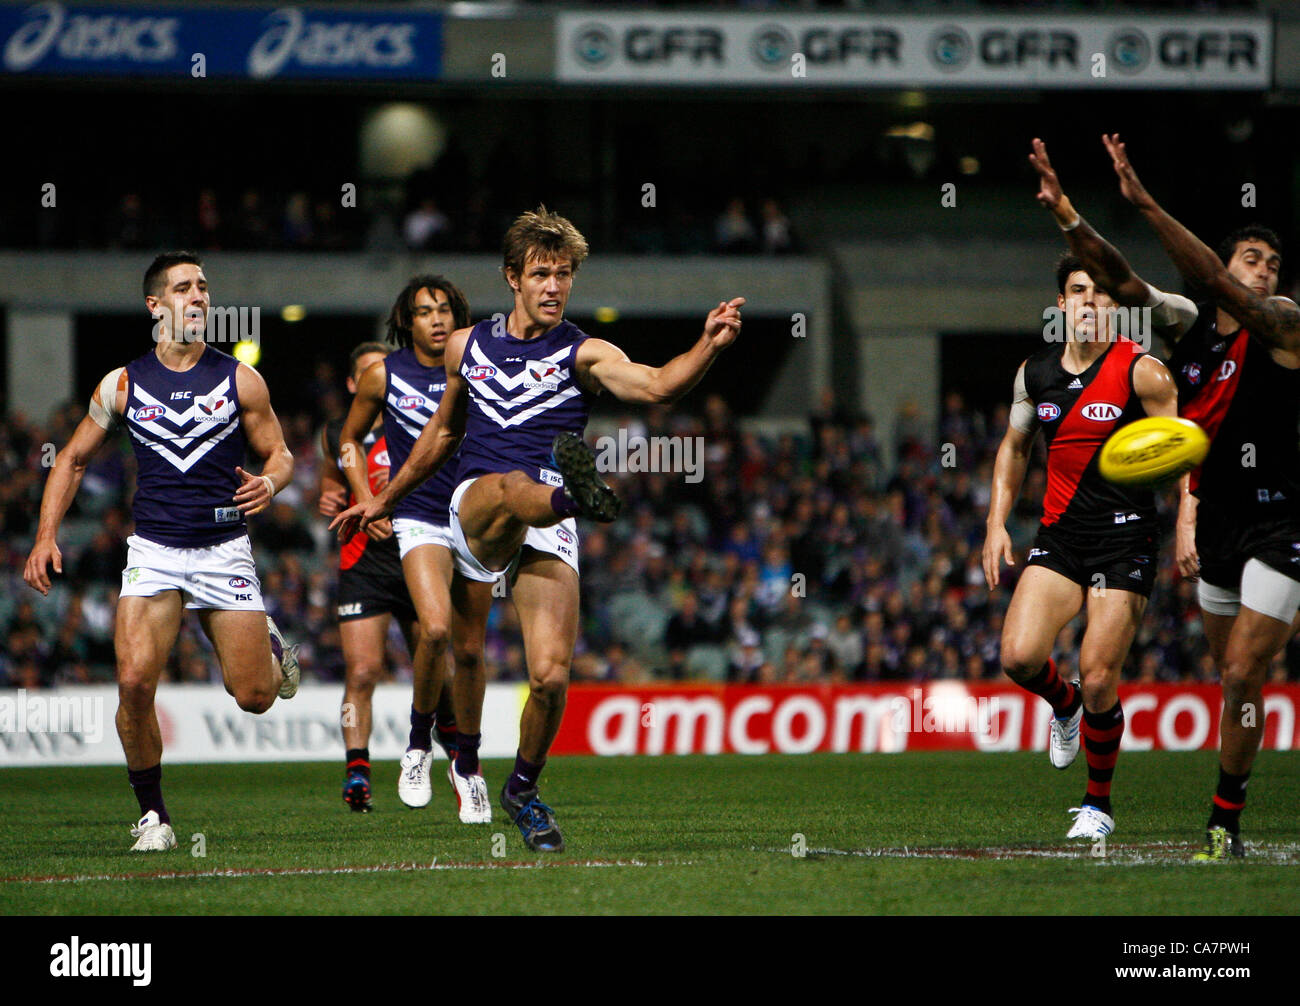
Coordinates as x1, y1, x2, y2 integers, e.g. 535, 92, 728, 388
129, 810, 177, 853
447, 762, 492, 824
1049, 687, 1083, 769
397, 748, 434, 808
267, 616, 300, 699
1066, 805, 1115, 840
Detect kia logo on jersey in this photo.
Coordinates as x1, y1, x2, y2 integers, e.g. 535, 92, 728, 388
466, 365, 497, 380
1081, 402, 1122, 421
397, 395, 425, 409
1216, 360, 1237, 382
133, 405, 165, 422
1037, 402, 1061, 422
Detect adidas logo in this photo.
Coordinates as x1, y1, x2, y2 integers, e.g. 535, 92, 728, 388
1128, 570, 1143, 580
1068, 378, 1083, 389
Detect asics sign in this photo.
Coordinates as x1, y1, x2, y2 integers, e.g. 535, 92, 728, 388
0, 3, 442, 79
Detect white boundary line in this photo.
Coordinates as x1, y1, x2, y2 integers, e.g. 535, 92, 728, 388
759, 843, 1300, 865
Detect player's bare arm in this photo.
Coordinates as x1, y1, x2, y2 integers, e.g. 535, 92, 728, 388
338, 359, 387, 502
579, 297, 744, 403
317, 425, 349, 518
1032, 137, 1197, 342
1175, 473, 1198, 580
982, 362, 1036, 588
23, 375, 120, 595
1132, 355, 1196, 577
1104, 132, 1300, 352
331, 328, 469, 538
233, 362, 294, 517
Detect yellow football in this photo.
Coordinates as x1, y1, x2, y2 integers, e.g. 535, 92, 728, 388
1099, 416, 1210, 487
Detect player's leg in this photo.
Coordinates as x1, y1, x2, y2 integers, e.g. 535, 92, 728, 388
396, 542, 455, 808
499, 553, 578, 852
1000, 564, 1087, 766
197, 609, 284, 712
1198, 559, 1300, 858
115, 593, 183, 852
339, 612, 390, 812
444, 573, 495, 823
1068, 584, 1148, 838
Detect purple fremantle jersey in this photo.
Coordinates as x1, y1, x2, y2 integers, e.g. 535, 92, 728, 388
458, 317, 592, 485
383, 346, 459, 524
123, 346, 247, 547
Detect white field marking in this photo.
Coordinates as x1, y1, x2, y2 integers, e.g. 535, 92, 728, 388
757, 843, 1300, 866
7, 858, 692, 886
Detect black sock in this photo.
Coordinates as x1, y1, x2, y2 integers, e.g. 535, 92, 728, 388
434, 692, 458, 753
506, 751, 545, 798
454, 732, 482, 775
1208, 767, 1249, 834
408, 706, 434, 751
345, 748, 370, 780
128, 764, 170, 825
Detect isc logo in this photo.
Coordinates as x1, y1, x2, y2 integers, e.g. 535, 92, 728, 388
133, 405, 165, 422
1082, 402, 1122, 422
397, 395, 425, 409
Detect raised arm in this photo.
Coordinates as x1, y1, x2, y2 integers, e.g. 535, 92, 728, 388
330, 329, 470, 538
1103, 132, 1300, 352
578, 297, 744, 404
982, 362, 1037, 588
1030, 137, 1197, 343
233, 363, 294, 516
24, 371, 122, 594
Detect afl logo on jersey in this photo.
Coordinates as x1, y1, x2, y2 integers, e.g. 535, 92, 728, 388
228, 577, 251, 589
133, 405, 165, 422
466, 365, 497, 381
555, 526, 574, 544
1216, 360, 1237, 382
397, 395, 425, 410
1037, 402, 1061, 422
1182, 362, 1203, 386
1082, 402, 1122, 422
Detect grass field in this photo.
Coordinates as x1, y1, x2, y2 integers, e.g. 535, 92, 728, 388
2, 752, 1297, 915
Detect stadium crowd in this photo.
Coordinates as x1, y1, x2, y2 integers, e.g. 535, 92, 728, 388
3, 379, 1297, 691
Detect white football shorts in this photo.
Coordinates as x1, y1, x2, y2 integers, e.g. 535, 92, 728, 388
1199, 557, 1300, 624
449, 477, 580, 583
391, 517, 454, 560
120, 534, 264, 610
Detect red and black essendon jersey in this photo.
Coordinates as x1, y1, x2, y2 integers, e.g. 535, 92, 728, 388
1169, 305, 1300, 515
323, 419, 404, 575
1025, 336, 1155, 537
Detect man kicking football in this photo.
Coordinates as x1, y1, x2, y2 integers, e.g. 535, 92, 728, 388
983, 250, 1178, 840
24, 251, 299, 851
334, 206, 743, 851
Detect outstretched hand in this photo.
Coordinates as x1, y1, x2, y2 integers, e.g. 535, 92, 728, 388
1102, 133, 1156, 211
703, 297, 745, 350
329, 494, 393, 542
1028, 137, 1065, 212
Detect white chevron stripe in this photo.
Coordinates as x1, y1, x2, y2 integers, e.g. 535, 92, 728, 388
466, 343, 572, 411
129, 415, 243, 473
473, 385, 581, 429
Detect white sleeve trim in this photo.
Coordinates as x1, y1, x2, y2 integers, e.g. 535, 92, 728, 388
1144, 282, 1198, 339
1009, 363, 1038, 434
89, 367, 125, 430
